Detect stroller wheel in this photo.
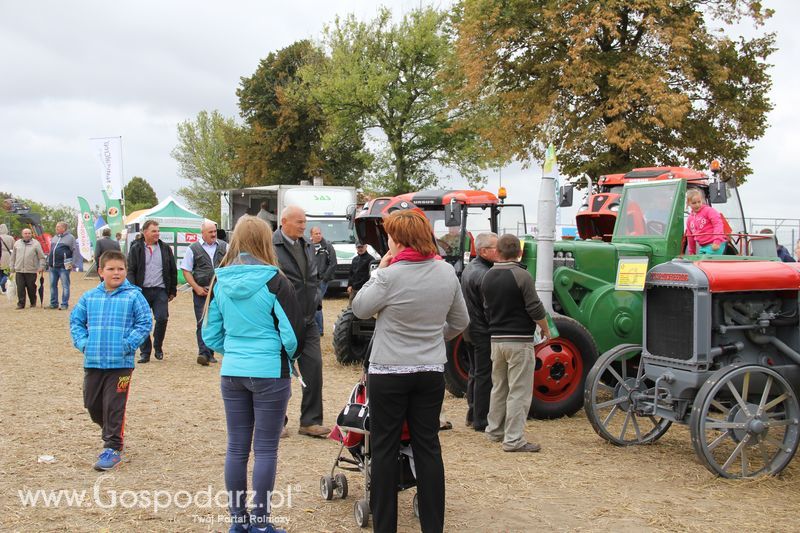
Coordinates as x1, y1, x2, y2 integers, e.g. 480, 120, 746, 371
354, 498, 370, 528
334, 473, 349, 499
320, 475, 334, 501
413, 492, 419, 519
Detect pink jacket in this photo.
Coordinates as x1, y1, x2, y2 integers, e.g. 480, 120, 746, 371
685, 205, 725, 254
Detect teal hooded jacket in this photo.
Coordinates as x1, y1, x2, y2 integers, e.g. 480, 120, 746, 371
202, 259, 303, 378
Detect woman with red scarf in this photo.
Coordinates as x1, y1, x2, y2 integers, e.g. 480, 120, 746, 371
352, 209, 469, 533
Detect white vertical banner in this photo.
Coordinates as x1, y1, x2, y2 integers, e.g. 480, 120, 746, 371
91, 137, 123, 200
76, 213, 93, 260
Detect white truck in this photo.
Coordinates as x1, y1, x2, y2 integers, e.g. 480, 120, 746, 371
220, 183, 363, 290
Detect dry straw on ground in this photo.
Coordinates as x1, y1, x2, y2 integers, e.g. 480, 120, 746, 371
1, 276, 798, 532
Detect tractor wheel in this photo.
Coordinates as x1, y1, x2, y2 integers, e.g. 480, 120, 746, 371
444, 335, 469, 398
530, 315, 598, 419
584, 344, 672, 445
689, 363, 800, 478
333, 308, 372, 365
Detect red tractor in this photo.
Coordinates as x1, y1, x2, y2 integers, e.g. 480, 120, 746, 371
576, 165, 726, 242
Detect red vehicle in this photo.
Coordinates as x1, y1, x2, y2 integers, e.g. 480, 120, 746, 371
576, 166, 717, 242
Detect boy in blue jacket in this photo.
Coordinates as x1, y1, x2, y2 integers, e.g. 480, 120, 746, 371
70, 250, 152, 470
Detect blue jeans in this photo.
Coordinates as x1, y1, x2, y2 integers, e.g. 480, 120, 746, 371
221, 376, 291, 527
0, 270, 7, 292
49, 267, 71, 308
314, 281, 328, 335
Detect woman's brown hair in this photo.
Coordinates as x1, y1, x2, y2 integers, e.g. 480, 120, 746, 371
383, 209, 436, 256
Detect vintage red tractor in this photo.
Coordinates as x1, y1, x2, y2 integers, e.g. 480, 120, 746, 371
583, 256, 800, 478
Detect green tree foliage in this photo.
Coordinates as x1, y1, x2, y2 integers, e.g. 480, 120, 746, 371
123, 176, 158, 213
303, 7, 492, 195
236, 40, 370, 187
455, 0, 775, 183
171, 110, 244, 222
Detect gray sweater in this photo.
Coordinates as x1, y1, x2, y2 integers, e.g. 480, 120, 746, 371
352, 258, 469, 366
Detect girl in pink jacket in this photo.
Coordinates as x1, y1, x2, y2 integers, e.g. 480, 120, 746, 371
685, 189, 725, 255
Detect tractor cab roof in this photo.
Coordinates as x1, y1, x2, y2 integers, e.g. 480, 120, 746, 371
599, 167, 710, 188
397, 189, 499, 207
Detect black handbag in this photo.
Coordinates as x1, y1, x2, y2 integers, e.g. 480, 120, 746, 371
336, 382, 369, 434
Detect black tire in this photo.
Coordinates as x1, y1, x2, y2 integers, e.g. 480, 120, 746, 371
320, 475, 334, 501
334, 473, 348, 499
333, 308, 372, 365
354, 498, 370, 528
529, 315, 598, 419
444, 334, 469, 398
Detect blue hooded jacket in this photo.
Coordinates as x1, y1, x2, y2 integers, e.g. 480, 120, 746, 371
70, 279, 153, 369
202, 259, 303, 378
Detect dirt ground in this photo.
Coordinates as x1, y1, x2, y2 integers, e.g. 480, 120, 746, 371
2, 275, 799, 532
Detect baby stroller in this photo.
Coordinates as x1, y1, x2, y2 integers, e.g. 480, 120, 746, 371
320, 380, 419, 528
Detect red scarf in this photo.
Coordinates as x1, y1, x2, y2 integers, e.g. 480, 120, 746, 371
389, 248, 439, 265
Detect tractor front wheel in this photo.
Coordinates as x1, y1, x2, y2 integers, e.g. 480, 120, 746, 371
530, 315, 598, 419
444, 335, 469, 398
333, 308, 372, 365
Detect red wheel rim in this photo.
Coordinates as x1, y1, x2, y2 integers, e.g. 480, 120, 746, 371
533, 338, 583, 403
452, 336, 469, 381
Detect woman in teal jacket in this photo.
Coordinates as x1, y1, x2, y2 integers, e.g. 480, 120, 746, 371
202, 216, 303, 533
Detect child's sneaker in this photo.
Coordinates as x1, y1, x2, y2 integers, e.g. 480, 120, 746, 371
251, 525, 286, 533
93, 448, 122, 471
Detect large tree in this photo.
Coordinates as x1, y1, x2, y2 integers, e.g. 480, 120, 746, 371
236, 40, 369, 187
171, 110, 244, 222
455, 0, 775, 182
303, 7, 492, 195
123, 176, 158, 213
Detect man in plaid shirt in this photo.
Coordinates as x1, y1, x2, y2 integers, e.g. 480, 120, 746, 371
70, 250, 152, 470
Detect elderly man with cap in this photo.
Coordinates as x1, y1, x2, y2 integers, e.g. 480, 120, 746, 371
273, 206, 329, 438
181, 221, 228, 366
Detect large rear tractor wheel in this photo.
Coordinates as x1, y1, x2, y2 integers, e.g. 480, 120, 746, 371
333, 308, 372, 365
530, 315, 598, 419
444, 335, 469, 398
689, 363, 800, 478
584, 344, 672, 445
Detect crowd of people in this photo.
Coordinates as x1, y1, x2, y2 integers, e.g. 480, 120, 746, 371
3, 192, 800, 533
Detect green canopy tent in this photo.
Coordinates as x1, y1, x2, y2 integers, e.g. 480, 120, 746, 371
125, 196, 212, 284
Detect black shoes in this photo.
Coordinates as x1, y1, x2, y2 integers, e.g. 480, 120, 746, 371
154, 351, 164, 360
207, 355, 218, 363
137, 354, 150, 363
197, 355, 209, 366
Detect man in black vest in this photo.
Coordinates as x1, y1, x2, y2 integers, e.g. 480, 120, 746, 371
273, 205, 329, 438
181, 222, 228, 366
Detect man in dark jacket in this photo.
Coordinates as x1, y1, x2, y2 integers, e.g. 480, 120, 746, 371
482, 234, 551, 453
310, 226, 337, 335
273, 206, 329, 438
47, 221, 76, 309
126, 220, 178, 363
347, 242, 372, 304
460, 232, 498, 432
94, 228, 121, 265
181, 221, 227, 366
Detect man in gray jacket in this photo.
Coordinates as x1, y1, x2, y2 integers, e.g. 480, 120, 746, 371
10, 228, 46, 309
273, 206, 328, 438
93, 228, 121, 265
0, 223, 14, 292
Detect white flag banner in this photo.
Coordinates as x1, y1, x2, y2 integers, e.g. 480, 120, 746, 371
76, 213, 93, 260
91, 137, 123, 200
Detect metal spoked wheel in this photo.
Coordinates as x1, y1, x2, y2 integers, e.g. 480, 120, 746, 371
354, 498, 370, 528
584, 344, 672, 446
689, 363, 800, 478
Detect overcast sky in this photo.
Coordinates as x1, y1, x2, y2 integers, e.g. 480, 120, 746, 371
2, 1, 797, 226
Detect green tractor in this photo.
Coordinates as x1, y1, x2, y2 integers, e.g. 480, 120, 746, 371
336, 165, 750, 419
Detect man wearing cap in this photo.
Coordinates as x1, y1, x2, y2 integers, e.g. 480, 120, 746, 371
347, 242, 372, 305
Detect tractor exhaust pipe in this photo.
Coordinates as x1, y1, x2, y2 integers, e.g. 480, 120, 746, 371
535, 174, 556, 313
